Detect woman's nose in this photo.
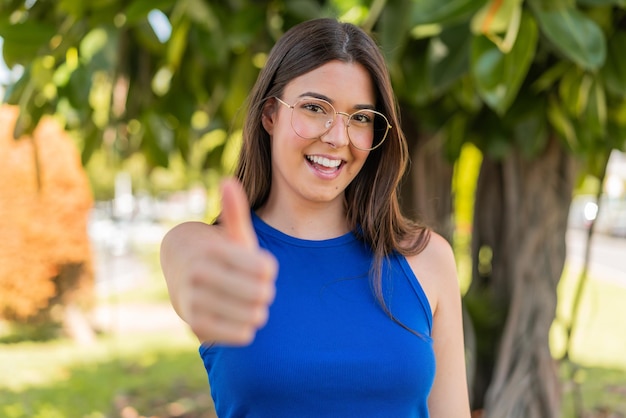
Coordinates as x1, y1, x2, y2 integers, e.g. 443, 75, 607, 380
320, 113, 350, 148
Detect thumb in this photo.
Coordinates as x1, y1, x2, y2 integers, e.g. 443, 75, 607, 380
219, 178, 257, 249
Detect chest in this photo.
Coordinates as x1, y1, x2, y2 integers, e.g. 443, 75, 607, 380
203, 241, 435, 414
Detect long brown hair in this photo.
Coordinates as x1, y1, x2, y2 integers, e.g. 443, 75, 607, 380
235, 18, 430, 319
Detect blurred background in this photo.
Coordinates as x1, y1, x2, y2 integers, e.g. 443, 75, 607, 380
0, 1, 625, 417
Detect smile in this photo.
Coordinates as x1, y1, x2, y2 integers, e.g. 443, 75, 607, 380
305, 155, 343, 168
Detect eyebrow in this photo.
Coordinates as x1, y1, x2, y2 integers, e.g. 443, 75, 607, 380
297, 92, 376, 110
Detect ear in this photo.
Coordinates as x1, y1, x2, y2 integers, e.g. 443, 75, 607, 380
261, 99, 277, 135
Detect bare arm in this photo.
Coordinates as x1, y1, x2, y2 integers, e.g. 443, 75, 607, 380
159, 179, 278, 345
407, 233, 471, 417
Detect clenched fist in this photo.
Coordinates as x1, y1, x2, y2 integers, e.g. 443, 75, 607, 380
160, 179, 278, 345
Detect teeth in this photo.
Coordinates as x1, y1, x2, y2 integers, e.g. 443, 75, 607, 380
306, 155, 342, 168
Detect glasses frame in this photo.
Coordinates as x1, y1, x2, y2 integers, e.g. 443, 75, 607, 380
273, 96, 392, 151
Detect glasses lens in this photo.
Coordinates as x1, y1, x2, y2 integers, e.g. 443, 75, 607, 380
290, 98, 390, 151
347, 110, 389, 151
290, 98, 334, 139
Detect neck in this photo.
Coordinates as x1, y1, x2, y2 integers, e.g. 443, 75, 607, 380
256, 196, 349, 240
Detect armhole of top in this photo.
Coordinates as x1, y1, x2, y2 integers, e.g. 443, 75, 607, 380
395, 255, 434, 335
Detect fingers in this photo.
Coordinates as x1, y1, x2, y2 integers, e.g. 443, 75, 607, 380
188, 288, 270, 345
219, 178, 257, 250
179, 178, 278, 346
190, 249, 277, 304
190, 313, 259, 346
186, 253, 277, 345
189, 277, 271, 329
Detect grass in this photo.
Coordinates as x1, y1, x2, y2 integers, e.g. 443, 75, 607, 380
0, 244, 216, 418
0, 335, 214, 418
552, 266, 626, 369
1, 241, 625, 417
560, 365, 626, 418
552, 265, 626, 417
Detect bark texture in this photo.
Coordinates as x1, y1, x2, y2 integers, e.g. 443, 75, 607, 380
469, 136, 577, 417
399, 112, 454, 240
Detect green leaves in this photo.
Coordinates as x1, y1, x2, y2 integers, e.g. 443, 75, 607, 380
410, 0, 488, 26
545, 67, 610, 153
377, 0, 414, 66
602, 30, 626, 98
427, 23, 472, 95
0, 19, 56, 67
577, 0, 626, 6
471, 10, 538, 116
529, 0, 607, 70
2, 0, 625, 174
387, 0, 625, 162
125, 0, 175, 24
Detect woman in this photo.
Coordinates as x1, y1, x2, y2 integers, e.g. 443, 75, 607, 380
161, 18, 470, 417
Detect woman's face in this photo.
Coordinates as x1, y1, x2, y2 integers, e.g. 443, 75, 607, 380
262, 60, 375, 209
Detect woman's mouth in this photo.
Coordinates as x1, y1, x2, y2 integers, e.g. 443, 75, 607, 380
306, 155, 342, 168
305, 155, 345, 176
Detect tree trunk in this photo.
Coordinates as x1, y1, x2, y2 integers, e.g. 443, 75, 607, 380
399, 109, 454, 240
468, 136, 578, 417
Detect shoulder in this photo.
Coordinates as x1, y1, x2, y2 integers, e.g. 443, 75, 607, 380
403, 231, 460, 316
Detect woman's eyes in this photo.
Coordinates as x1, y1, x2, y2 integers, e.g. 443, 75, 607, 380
301, 102, 329, 114
351, 112, 372, 124
298, 100, 374, 124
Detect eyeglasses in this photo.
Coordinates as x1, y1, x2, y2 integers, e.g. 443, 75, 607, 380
274, 96, 392, 151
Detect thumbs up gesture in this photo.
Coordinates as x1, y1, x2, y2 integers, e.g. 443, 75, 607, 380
160, 178, 278, 345
219, 178, 260, 250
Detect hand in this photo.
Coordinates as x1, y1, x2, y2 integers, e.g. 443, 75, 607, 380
176, 179, 278, 345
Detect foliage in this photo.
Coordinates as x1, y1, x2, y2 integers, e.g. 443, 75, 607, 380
378, 0, 626, 170
0, 0, 377, 198
0, 0, 626, 184
2, 0, 623, 177
0, 105, 93, 323
0, 0, 350, 173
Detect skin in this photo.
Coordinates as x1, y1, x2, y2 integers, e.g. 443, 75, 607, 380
160, 61, 471, 417
257, 61, 373, 239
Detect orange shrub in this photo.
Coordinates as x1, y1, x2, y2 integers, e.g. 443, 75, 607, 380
0, 105, 94, 322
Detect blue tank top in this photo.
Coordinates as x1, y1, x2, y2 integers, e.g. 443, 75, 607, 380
199, 213, 435, 417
